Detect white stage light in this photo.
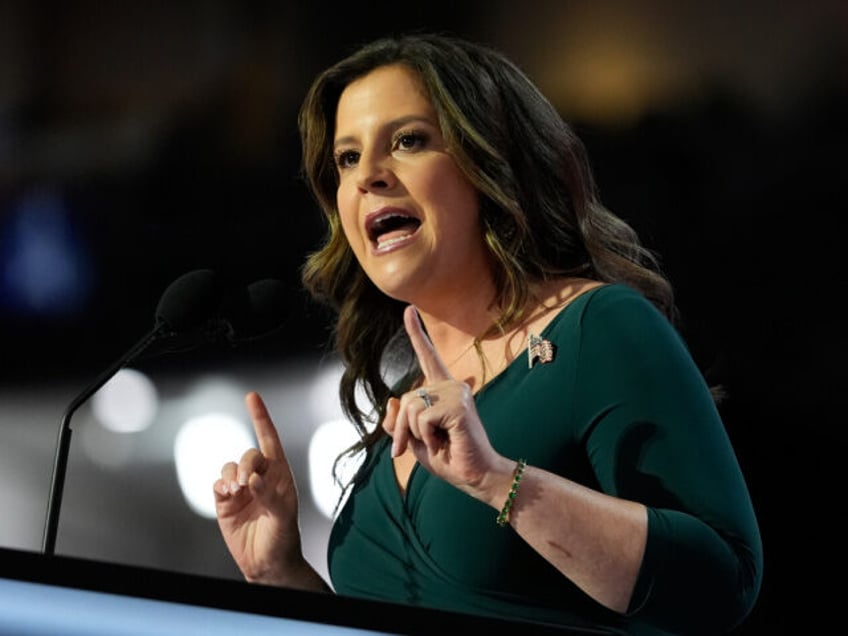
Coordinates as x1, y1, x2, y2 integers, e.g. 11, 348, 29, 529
92, 368, 158, 433
308, 418, 361, 519
307, 359, 375, 426
308, 363, 345, 422
174, 413, 254, 518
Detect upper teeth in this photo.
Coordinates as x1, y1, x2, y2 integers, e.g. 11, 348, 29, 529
369, 212, 416, 239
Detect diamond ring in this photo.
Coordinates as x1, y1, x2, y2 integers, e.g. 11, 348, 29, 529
416, 387, 433, 408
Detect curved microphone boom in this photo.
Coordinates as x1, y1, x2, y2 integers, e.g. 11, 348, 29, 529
42, 269, 225, 556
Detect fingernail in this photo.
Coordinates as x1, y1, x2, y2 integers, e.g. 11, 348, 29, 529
238, 473, 248, 486
391, 438, 400, 458
229, 481, 241, 494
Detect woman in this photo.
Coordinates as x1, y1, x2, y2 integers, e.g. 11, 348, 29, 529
214, 33, 763, 635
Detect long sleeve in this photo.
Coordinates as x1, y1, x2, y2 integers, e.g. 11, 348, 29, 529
574, 286, 763, 634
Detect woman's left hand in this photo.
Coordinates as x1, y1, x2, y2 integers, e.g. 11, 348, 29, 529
382, 305, 514, 498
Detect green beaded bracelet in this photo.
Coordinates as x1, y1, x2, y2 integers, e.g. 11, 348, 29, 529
496, 458, 527, 527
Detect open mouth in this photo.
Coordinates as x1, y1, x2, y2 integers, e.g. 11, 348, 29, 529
366, 211, 421, 249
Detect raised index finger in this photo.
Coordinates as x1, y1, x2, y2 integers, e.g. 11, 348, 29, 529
403, 305, 452, 383
245, 391, 285, 460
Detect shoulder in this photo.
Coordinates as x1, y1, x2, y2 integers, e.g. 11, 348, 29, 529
576, 285, 690, 362
548, 281, 660, 321
540, 278, 657, 314
579, 281, 647, 303
545, 282, 676, 343
575, 282, 661, 317
527, 277, 604, 334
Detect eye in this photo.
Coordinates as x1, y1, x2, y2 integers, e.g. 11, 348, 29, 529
334, 149, 359, 170
393, 130, 428, 151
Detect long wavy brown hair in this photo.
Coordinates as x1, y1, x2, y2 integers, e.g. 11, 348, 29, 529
297, 33, 676, 492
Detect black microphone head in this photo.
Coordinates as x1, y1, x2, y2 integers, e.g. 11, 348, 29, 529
155, 269, 224, 332
226, 278, 287, 342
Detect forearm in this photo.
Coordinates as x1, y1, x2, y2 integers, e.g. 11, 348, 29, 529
246, 555, 334, 594
475, 459, 647, 613
279, 560, 334, 594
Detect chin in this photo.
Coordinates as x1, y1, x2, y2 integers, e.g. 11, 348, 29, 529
373, 283, 414, 304
369, 275, 420, 304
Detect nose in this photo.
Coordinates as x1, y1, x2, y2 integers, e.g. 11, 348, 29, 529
355, 152, 395, 192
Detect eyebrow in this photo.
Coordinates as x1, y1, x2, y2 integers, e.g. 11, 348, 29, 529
333, 114, 436, 150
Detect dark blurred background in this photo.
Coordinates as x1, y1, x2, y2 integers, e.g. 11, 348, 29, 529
1, 1, 846, 633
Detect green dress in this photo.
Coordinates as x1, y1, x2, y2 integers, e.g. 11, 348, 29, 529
328, 284, 763, 635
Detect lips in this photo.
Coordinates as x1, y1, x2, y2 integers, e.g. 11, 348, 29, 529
365, 208, 421, 250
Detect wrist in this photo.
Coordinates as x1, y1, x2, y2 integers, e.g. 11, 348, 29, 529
472, 455, 525, 511
495, 458, 527, 527
246, 554, 314, 590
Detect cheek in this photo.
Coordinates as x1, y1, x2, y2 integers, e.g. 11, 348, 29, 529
423, 156, 477, 208
431, 174, 480, 234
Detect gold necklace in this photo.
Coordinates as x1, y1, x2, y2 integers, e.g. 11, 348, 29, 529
445, 337, 480, 370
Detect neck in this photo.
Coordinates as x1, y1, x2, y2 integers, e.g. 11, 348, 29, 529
410, 267, 499, 346
414, 300, 498, 359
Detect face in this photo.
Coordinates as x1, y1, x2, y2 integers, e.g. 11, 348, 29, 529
333, 64, 490, 306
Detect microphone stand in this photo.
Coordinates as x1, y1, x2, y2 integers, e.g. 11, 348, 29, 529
40, 270, 277, 556
41, 268, 224, 556
42, 327, 165, 556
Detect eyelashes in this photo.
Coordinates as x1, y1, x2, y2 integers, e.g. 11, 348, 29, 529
334, 149, 359, 170
333, 129, 431, 170
394, 130, 429, 151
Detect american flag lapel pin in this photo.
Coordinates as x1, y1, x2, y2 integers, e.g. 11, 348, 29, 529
528, 334, 556, 368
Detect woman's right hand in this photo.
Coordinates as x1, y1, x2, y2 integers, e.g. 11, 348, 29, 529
214, 391, 322, 590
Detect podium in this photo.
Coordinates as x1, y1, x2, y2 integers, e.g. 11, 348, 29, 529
0, 546, 621, 635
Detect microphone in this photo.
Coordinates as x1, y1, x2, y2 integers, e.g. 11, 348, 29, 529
142, 276, 288, 355
41, 270, 288, 556
224, 277, 288, 344
42, 269, 226, 556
